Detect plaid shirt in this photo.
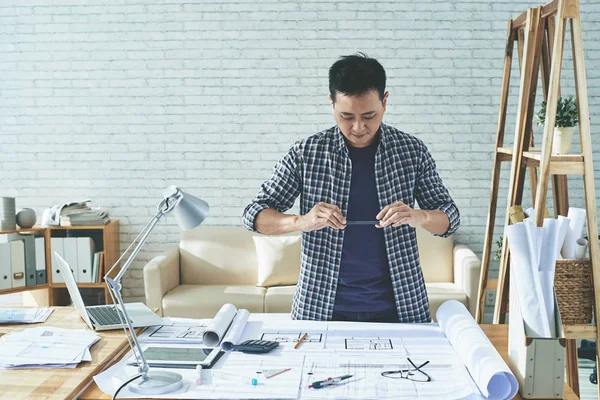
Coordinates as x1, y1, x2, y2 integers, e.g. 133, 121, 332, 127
242, 123, 459, 322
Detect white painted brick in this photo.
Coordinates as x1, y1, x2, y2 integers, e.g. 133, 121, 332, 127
2, 0, 600, 302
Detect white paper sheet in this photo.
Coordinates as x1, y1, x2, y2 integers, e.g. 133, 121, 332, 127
202, 304, 238, 347
506, 222, 552, 338
325, 322, 407, 353
94, 349, 304, 399
437, 301, 518, 400
256, 320, 328, 351
140, 318, 211, 344
562, 208, 586, 259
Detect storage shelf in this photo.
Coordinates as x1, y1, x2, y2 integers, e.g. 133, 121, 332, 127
496, 147, 585, 174
0, 219, 119, 305
51, 283, 106, 289
563, 324, 597, 340
0, 284, 49, 296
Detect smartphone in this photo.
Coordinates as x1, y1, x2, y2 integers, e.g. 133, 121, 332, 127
127, 346, 224, 369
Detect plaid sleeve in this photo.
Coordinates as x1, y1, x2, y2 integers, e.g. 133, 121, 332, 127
242, 144, 303, 233
415, 144, 460, 238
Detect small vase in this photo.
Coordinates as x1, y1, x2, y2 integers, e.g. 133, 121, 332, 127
552, 127, 574, 154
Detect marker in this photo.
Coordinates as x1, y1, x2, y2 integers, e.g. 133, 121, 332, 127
195, 365, 203, 386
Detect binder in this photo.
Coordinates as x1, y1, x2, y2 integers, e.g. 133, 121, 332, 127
76, 237, 95, 283
10, 240, 25, 288
50, 237, 65, 283
35, 237, 47, 285
63, 237, 79, 281
0, 242, 10, 290
22, 234, 37, 287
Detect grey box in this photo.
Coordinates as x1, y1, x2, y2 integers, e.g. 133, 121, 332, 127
508, 271, 565, 399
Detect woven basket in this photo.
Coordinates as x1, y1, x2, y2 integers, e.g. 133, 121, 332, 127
554, 259, 593, 325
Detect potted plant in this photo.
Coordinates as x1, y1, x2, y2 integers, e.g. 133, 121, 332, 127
535, 96, 578, 154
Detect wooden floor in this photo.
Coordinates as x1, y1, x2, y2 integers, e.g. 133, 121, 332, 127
579, 359, 598, 400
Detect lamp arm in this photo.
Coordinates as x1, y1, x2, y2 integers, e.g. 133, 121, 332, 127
104, 208, 167, 380
112, 210, 165, 284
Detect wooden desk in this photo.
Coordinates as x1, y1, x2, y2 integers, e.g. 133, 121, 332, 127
80, 324, 579, 400
0, 307, 131, 400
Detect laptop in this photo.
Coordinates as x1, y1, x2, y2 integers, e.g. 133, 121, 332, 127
54, 252, 163, 331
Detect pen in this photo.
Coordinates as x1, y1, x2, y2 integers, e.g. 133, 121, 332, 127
309, 374, 353, 389
294, 333, 308, 349
345, 220, 380, 225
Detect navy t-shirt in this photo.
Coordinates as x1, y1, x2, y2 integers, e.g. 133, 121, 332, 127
333, 135, 396, 312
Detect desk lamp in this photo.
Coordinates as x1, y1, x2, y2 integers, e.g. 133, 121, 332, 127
104, 185, 209, 395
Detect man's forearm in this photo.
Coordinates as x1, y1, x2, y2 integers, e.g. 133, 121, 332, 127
420, 210, 450, 235
254, 208, 301, 235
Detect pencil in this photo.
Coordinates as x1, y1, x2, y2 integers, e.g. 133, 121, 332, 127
294, 333, 308, 349
265, 368, 291, 379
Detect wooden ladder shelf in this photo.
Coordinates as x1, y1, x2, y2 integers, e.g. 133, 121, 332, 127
475, 0, 600, 397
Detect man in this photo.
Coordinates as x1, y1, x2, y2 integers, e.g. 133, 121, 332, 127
242, 53, 459, 323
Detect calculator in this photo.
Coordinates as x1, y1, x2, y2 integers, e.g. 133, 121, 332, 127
233, 339, 280, 353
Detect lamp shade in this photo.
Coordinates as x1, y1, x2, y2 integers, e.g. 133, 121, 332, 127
172, 189, 209, 231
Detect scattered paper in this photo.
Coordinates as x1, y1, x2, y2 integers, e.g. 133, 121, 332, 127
0, 307, 53, 324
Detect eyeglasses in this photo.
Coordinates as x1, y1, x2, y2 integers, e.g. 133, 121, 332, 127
381, 358, 432, 383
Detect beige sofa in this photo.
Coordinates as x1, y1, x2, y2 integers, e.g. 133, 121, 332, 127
144, 226, 481, 321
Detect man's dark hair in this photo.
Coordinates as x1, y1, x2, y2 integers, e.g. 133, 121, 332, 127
329, 53, 386, 103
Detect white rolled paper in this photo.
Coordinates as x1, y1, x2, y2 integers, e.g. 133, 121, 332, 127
506, 221, 552, 338
437, 300, 518, 400
574, 237, 588, 259
556, 216, 571, 259
202, 303, 238, 347
562, 208, 586, 259
221, 309, 250, 351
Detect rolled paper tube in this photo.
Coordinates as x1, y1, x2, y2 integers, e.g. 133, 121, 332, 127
574, 237, 588, 259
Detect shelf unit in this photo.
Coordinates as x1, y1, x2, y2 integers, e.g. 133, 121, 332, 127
0, 219, 120, 306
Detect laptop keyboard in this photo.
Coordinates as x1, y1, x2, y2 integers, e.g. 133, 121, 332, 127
87, 306, 132, 326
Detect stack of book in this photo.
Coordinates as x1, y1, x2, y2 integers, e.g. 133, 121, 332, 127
60, 203, 109, 226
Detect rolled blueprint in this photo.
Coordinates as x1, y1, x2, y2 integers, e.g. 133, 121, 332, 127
437, 301, 518, 400
506, 221, 551, 338
202, 303, 238, 347
221, 309, 250, 351
556, 216, 571, 259
562, 208, 586, 259
574, 237, 588, 259
539, 218, 561, 338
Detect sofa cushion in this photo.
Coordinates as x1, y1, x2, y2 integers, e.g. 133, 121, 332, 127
264, 285, 296, 313
425, 282, 468, 321
253, 235, 301, 287
417, 228, 454, 283
162, 284, 266, 318
179, 227, 259, 286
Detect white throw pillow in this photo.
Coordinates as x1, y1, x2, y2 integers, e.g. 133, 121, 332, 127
253, 235, 301, 287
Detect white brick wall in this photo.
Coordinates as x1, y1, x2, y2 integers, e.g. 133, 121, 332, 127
1, 1, 599, 303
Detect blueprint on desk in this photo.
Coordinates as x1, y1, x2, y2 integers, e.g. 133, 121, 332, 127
94, 301, 518, 400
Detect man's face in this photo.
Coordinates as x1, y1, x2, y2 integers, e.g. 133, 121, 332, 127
330, 89, 388, 148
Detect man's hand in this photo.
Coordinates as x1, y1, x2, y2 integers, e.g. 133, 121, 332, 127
376, 201, 427, 228
297, 202, 347, 232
